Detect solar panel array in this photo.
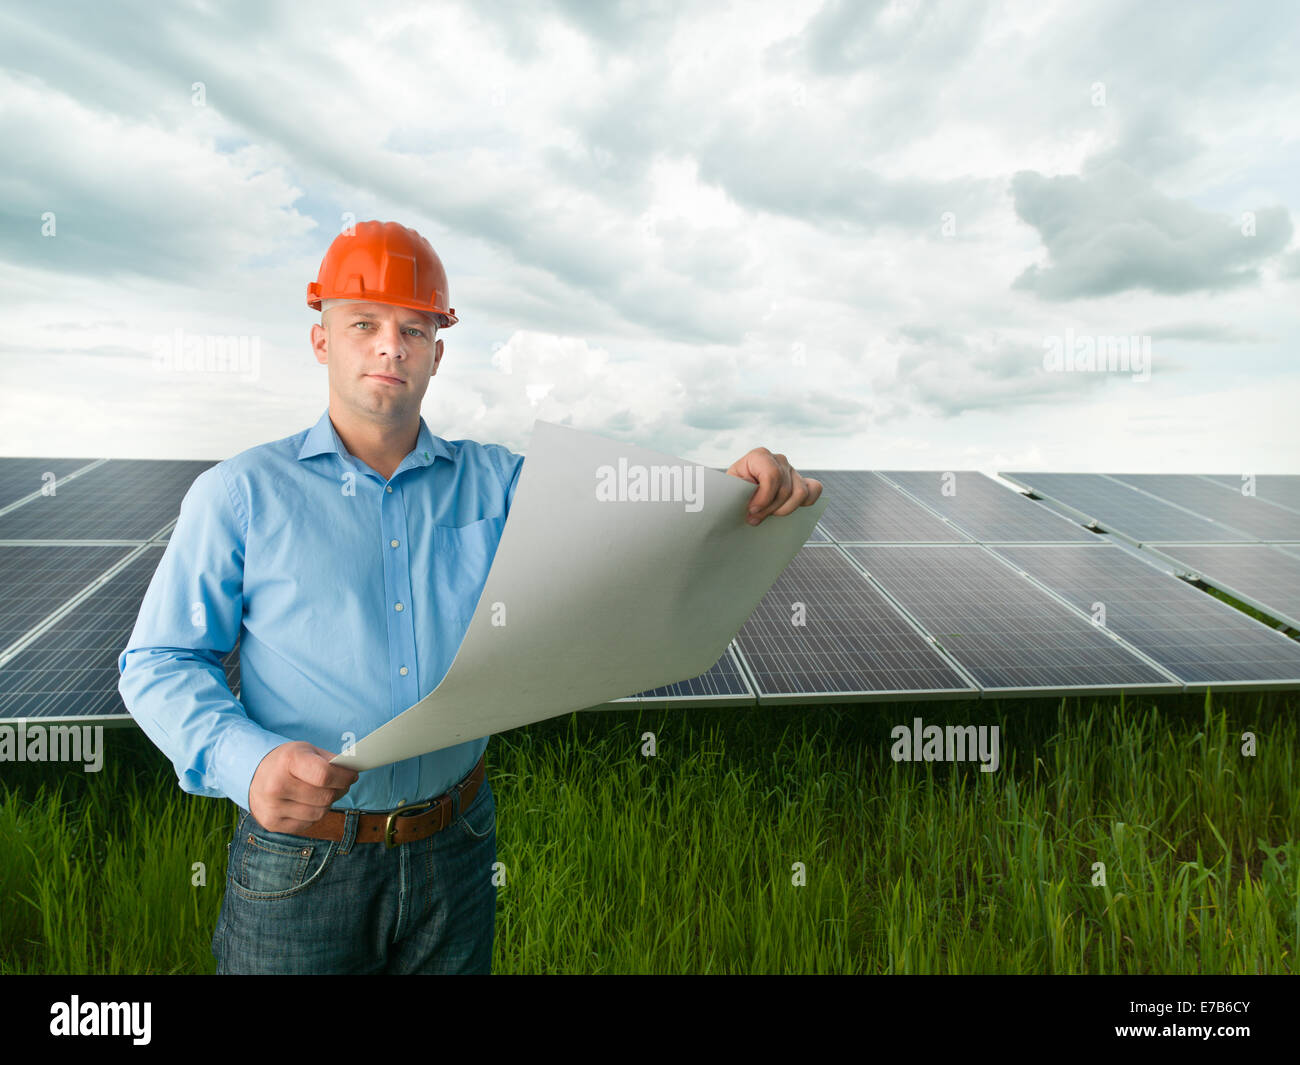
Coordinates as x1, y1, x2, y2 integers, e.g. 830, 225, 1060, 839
0, 544, 135, 647
0, 460, 213, 542
730, 545, 974, 701
1000, 472, 1248, 543
1201, 474, 1300, 514
1107, 474, 1300, 542
1139, 543, 1300, 632
1002, 473, 1300, 633
842, 544, 1174, 693
880, 471, 1098, 542
798, 470, 967, 543
0, 547, 239, 720
988, 543, 1300, 688
0, 458, 101, 509
2, 456, 1297, 728
0, 457, 229, 725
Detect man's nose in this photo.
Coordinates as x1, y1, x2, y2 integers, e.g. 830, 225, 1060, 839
371, 321, 409, 357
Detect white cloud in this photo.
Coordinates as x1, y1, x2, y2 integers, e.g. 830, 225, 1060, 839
0, 0, 1296, 475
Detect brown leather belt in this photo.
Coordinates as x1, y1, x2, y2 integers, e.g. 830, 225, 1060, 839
295, 753, 485, 848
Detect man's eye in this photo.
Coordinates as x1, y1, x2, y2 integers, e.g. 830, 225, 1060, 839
406, 328, 425, 337
352, 321, 370, 329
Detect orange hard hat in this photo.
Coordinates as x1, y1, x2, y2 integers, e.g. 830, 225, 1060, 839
307, 220, 458, 327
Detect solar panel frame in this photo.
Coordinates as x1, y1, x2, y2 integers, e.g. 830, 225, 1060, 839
1106, 474, 1300, 542
732, 544, 978, 703
0, 459, 215, 542
1140, 543, 1300, 632
841, 543, 1179, 696
1000, 472, 1252, 544
878, 470, 1098, 543
798, 469, 970, 543
987, 542, 1300, 690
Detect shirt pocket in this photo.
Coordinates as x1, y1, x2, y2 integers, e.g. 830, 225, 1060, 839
432, 514, 505, 626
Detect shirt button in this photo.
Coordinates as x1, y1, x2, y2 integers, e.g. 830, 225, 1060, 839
395, 602, 404, 612
399, 666, 408, 676
386, 485, 393, 493
390, 539, 399, 548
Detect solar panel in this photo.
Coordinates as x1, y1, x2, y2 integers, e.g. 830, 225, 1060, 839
0, 546, 239, 722
1107, 474, 1300, 542
1200, 474, 1300, 517
842, 544, 1176, 694
619, 644, 754, 705
0, 460, 213, 542
732, 545, 975, 701
1143, 543, 1300, 631
879, 471, 1096, 542
798, 470, 968, 543
806, 524, 830, 542
0, 545, 135, 651
988, 543, 1300, 689
1001, 472, 1252, 543
0, 458, 101, 509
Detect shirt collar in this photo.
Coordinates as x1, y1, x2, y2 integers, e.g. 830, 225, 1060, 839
297, 408, 452, 471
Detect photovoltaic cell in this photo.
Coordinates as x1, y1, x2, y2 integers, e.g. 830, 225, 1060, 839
0, 547, 239, 721
0, 544, 136, 650
1145, 543, 1300, 631
798, 470, 967, 543
1107, 474, 1300, 542
879, 471, 1096, 542
0, 458, 100, 509
842, 544, 1174, 693
1200, 474, 1300, 517
0, 459, 214, 541
733, 545, 974, 700
989, 543, 1300, 688
1000, 472, 1251, 543
622, 645, 754, 704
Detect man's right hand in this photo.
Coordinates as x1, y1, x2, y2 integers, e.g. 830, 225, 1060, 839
248, 741, 359, 834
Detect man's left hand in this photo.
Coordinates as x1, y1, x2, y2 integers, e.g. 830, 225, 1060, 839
726, 448, 823, 526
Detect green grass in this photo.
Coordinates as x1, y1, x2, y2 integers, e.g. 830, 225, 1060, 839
1, 691, 1296, 973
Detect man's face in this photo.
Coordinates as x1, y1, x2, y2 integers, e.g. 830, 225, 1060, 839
310, 301, 444, 424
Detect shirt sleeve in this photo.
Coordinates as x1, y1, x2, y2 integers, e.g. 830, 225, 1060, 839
117, 465, 289, 810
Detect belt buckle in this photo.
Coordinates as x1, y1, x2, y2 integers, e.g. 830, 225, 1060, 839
384, 799, 436, 848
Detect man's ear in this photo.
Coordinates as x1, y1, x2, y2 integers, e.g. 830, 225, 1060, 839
311, 322, 327, 366
431, 336, 444, 375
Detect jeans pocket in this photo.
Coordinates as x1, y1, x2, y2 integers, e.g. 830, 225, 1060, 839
455, 778, 495, 843
230, 821, 336, 901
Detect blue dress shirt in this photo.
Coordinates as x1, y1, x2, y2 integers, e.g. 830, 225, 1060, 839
118, 407, 525, 813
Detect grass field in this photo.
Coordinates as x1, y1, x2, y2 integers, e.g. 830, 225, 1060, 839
1, 691, 1296, 974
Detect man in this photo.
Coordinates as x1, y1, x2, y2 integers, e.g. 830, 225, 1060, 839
118, 220, 823, 975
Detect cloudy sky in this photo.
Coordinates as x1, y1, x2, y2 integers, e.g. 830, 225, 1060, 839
2, 0, 1298, 475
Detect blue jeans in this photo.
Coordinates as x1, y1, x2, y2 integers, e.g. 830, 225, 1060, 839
212, 775, 497, 974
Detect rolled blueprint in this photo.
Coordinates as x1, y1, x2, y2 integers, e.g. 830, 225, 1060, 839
332, 420, 827, 770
